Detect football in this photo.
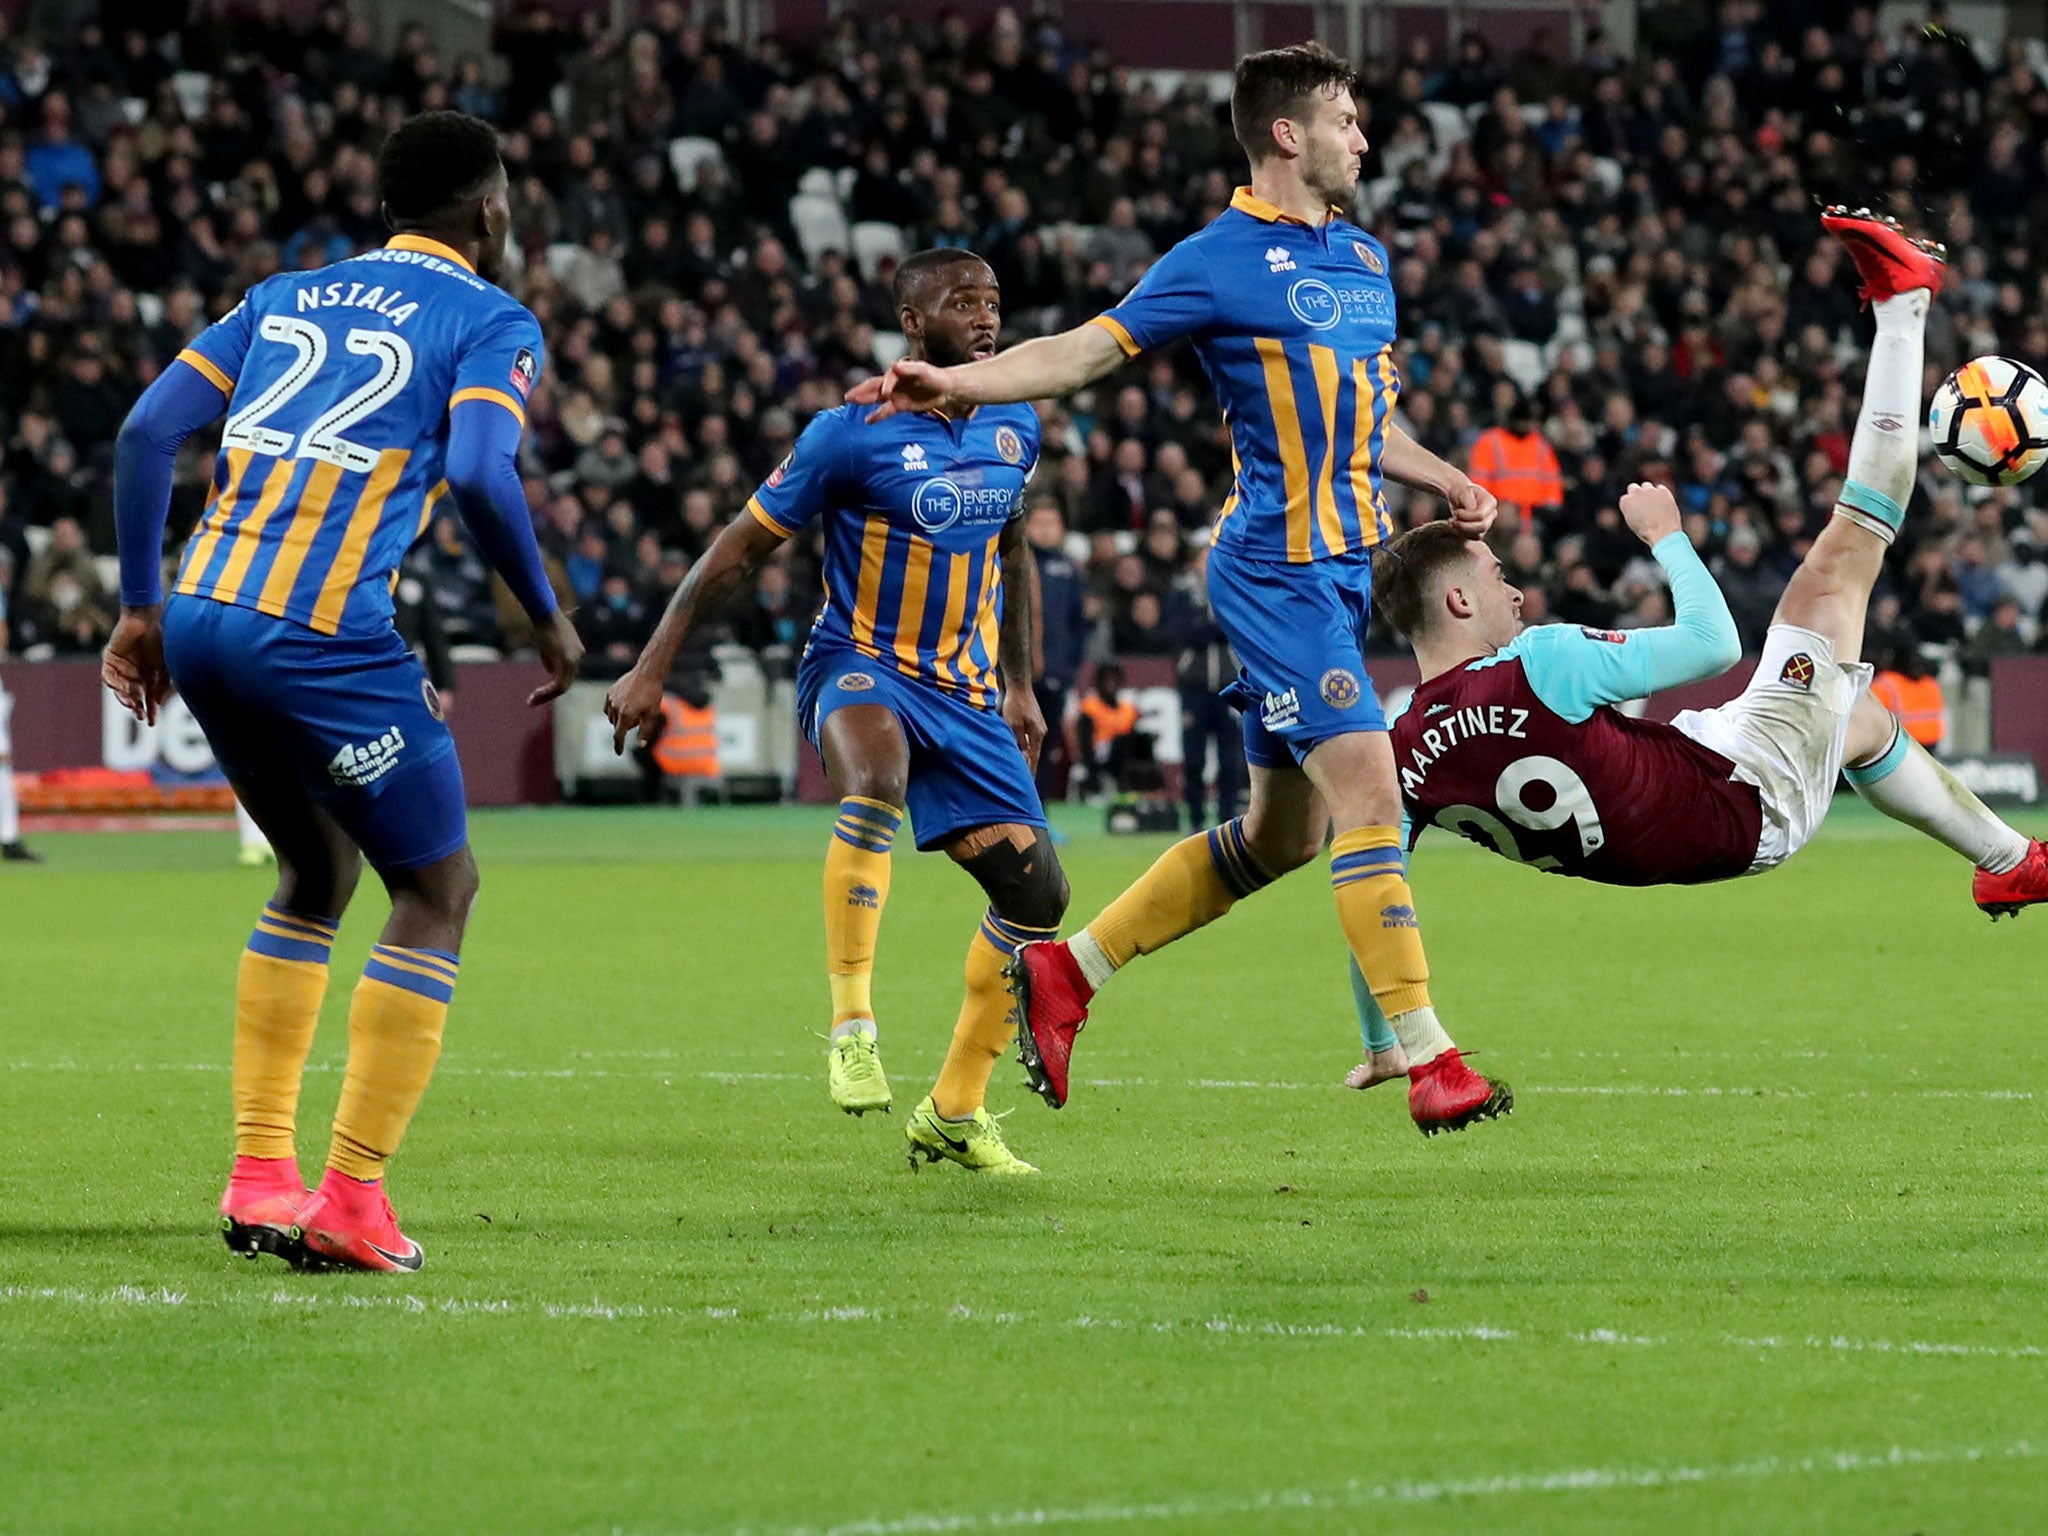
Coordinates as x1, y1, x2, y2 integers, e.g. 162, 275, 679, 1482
1927, 355, 2048, 485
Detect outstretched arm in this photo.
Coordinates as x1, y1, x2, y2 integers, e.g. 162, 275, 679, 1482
444, 399, 584, 705
1514, 483, 1742, 723
103, 359, 231, 723
997, 517, 1045, 766
605, 512, 786, 751
847, 321, 1126, 421
1381, 421, 1497, 536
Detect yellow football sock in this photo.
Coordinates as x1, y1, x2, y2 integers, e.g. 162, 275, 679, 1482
326, 944, 457, 1181
233, 905, 338, 1160
1084, 817, 1272, 970
825, 797, 900, 1027
1329, 827, 1432, 1018
932, 911, 1057, 1119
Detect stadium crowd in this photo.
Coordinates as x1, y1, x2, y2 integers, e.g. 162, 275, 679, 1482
3, 0, 2047, 767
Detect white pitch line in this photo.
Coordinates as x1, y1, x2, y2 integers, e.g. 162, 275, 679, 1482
0, 1061, 2032, 1100
664, 1440, 2044, 1536
4, 1286, 2043, 1366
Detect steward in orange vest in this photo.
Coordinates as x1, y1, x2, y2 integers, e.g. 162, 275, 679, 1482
653, 694, 720, 778
1468, 402, 1564, 514
1870, 667, 1945, 748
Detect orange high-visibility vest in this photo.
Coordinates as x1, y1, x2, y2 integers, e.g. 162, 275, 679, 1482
653, 696, 720, 778
1079, 693, 1138, 743
1871, 670, 1945, 747
1468, 427, 1564, 511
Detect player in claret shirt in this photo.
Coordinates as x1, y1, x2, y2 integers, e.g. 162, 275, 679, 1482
1366, 209, 2044, 973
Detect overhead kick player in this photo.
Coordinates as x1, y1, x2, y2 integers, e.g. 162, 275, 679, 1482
1357, 209, 2044, 1030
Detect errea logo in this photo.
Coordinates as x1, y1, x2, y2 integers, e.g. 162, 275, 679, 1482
901, 443, 927, 472
1265, 246, 1296, 273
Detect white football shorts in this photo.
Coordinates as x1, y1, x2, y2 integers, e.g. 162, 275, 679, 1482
1669, 624, 1872, 874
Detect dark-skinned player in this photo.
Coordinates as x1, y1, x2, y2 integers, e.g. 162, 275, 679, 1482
607, 248, 1065, 1174
103, 111, 582, 1271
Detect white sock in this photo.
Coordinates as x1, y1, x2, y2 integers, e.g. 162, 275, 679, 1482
1847, 726, 2028, 873
235, 799, 269, 854
1069, 928, 1115, 991
829, 1018, 875, 1041
0, 759, 17, 843
1388, 1005, 1453, 1068
1835, 291, 1927, 540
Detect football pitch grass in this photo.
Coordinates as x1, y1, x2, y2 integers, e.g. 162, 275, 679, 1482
3, 801, 2045, 1535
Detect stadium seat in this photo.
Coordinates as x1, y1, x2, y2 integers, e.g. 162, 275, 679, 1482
849, 221, 907, 280
1500, 339, 1548, 395
667, 135, 726, 191
796, 166, 839, 200
170, 71, 211, 122
789, 192, 851, 263
1420, 101, 1470, 150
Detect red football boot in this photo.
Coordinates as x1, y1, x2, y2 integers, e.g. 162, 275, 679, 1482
290, 1171, 424, 1274
1975, 839, 2048, 921
1820, 205, 1946, 304
1006, 940, 1093, 1109
219, 1155, 309, 1260
1407, 1048, 1513, 1137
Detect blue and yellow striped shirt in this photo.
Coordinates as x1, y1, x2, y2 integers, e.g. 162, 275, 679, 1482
748, 402, 1040, 710
172, 235, 544, 636
1094, 187, 1401, 565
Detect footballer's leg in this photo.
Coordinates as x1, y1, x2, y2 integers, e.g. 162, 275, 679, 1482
1802, 209, 2039, 906
1842, 693, 2041, 914
1343, 960, 1410, 1091
1302, 729, 1509, 1136
215, 760, 360, 1260
907, 823, 1067, 1172
162, 603, 358, 1261
295, 751, 474, 1274
1772, 210, 1945, 661
817, 703, 911, 1114
1008, 761, 1318, 1108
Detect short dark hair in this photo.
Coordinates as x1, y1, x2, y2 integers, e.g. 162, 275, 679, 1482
1230, 41, 1360, 162
893, 246, 991, 308
1373, 521, 1482, 639
376, 110, 503, 226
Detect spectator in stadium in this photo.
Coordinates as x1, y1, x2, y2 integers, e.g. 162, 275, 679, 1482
1027, 502, 1087, 798
1962, 596, 2029, 676
1873, 653, 1949, 752
1067, 661, 1142, 802
1174, 547, 1245, 829
1468, 398, 1564, 517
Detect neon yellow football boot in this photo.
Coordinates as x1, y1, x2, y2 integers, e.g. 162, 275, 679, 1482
905, 1096, 1037, 1175
827, 1024, 893, 1115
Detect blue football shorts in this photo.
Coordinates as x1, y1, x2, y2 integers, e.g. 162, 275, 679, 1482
163, 596, 467, 871
798, 646, 1046, 851
1206, 543, 1389, 769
